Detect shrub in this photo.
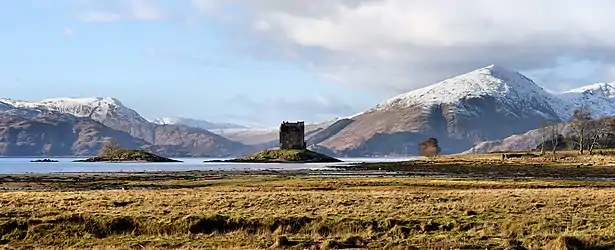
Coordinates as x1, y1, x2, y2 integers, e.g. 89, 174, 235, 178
419, 138, 441, 157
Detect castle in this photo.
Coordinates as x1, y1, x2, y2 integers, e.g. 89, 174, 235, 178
279, 121, 306, 150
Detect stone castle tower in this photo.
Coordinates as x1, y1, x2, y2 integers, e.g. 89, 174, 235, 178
279, 121, 306, 150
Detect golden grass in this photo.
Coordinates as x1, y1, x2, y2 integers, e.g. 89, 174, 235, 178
443, 149, 615, 164
2, 177, 615, 249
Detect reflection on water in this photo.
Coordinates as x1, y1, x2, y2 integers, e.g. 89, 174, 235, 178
0, 157, 418, 174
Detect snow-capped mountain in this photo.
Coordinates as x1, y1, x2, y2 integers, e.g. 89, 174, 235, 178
463, 82, 615, 154
310, 65, 564, 156
563, 82, 615, 98
151, 117, 248, 131
555, 82, 615, 119
0, 97, 156, 142
369, 65, 558, 117
0, 97, 251, 156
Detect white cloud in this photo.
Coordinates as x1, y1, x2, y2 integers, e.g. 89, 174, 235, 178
74, 0, 166, 22
63, 27, 76, 36
193, 0, 615, 92
130, 0, 165, 20
192, 0, 217, 13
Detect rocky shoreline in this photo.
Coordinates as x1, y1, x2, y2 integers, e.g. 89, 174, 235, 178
207, 149, 342, 163
74, 148, 182, 163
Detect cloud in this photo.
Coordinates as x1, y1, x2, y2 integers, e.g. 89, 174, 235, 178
63, 27, 76, 37
193, 0, 615, 92
226, 93, 356, 126
73, 0, 166, 22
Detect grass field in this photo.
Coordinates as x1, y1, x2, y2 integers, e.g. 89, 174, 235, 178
2, 176, 615, 249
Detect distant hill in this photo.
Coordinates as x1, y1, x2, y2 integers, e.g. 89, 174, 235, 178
151, 117, 248, 131
0, 98, 250, 157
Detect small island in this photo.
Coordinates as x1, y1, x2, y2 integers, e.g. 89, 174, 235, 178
211, 149, 342, 163
208, 121, 341, 163
30, 159, 59, 163
74, 139, 182, 163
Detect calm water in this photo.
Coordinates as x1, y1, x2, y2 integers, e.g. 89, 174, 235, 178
0, 157, 418, 174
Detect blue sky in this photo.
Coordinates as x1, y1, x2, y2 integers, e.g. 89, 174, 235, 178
0, 0, 385, 126
3, 0, 615, 126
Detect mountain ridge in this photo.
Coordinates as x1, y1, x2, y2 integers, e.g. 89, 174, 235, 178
305, 65, 564, 156
0, 97, 250, 157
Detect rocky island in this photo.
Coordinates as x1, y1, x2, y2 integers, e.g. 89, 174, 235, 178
211, 149, 342, 163
74, 139, 181, 163
208, 121, 341, 163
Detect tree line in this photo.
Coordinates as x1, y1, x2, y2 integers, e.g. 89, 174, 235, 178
539, 106, 615, 155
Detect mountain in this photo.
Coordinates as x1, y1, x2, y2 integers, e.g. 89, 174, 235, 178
308, 65, 563, 156
151, 117, 248, 131
0, 111, 159, 156
556, 82, 615, 119
465, 82, 615, 154
220, 117, 347, 147
1, 97, 157, 142
0, 101, 14, 112
0, 97, 250, 157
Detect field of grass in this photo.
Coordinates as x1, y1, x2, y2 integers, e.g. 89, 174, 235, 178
2, 176, 615, 249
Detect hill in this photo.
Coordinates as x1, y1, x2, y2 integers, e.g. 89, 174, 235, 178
0, 97, 250, 157
309, 65, 562, 156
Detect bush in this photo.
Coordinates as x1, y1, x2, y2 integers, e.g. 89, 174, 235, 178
419, 138, 441, 157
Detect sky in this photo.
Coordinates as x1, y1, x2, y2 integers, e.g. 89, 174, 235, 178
4, 0, 615, 127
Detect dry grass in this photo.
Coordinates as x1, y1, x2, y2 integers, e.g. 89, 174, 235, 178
444, 149, 615, 165
2, 177, 615, 249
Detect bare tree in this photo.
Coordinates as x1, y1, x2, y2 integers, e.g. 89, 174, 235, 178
587, 120, 608, 155
550, 123, 562, 158
100, 138, 120, 156
570, 106, 593, 154
539, 121, 552, 156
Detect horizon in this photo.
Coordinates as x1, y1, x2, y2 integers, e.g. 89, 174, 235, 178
4, 1, 615, 126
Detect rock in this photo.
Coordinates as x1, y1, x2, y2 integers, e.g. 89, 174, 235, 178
30, 159, 59, 163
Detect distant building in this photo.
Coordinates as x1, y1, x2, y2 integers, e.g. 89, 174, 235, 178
279, 121, 306, 150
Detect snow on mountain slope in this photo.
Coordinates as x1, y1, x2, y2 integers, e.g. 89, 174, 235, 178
556, 82, 615, 119
462, 82, 615, 154
0, 97, 250, 156
563, 82, 615, 98
1, 97, 146, 122
369, 65, 561, 119
152, 117, 248, 131
1, 97, 156, 142
314, 65, 564, 156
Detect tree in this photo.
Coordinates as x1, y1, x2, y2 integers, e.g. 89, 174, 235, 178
587, 120, 608, 155
100, 138, 120, 156
570, 106, 592, 154
550, 123, 562, 158
539, 121, 552, 156
419, 138, 441, 158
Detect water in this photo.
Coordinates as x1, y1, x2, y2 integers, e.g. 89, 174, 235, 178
0, 157, 418, 174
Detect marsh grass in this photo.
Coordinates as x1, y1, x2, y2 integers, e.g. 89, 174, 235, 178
2, 177, 615, 249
